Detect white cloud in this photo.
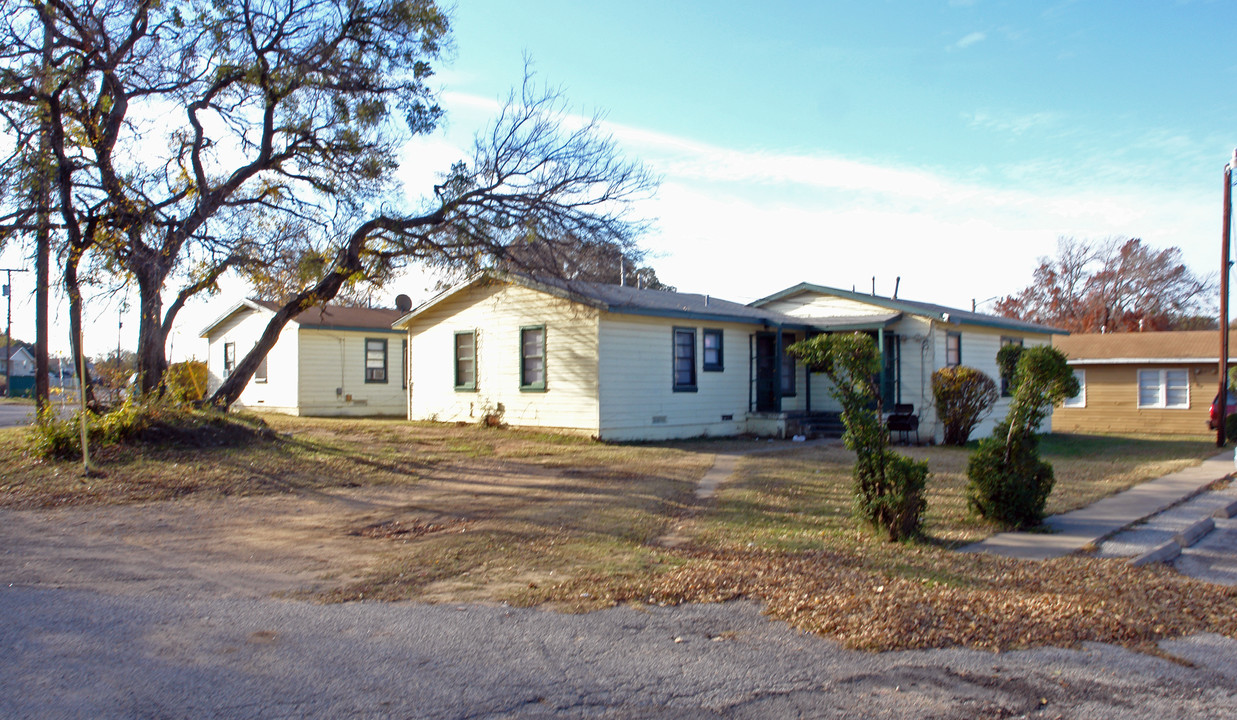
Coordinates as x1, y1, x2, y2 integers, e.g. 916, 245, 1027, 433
965, 110, 1061, 136
951, 31, 987, 50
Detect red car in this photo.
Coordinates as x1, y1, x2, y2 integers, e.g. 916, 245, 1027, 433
1209, 392, 1237, 430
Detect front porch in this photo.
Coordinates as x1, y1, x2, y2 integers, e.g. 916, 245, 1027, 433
746, 410, 844, 439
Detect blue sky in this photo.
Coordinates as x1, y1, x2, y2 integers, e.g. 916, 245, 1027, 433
397, 0, 1236, 310
8, 0, 1237, 358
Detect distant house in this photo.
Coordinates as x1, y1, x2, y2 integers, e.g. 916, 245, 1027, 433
201, 300, 406, 417
1052, 331, 1233, 436
748, 283, 1065, 442
393, 273, 1063, 442
0, 342, 35, 378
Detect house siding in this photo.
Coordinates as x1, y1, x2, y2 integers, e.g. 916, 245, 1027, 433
296, 329, 406, 417
404, 282, 601, 433
1051, 362, 1216, 436
204, 308, 301, 414
761, 294, 899, 318
598, 315, 751, 441
786, 311, 1050, 443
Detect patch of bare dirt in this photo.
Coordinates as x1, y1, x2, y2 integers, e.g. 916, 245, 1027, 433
0, 483, 476, 599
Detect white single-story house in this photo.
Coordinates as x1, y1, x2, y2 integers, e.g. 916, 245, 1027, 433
201, 299, 406, 417
748, 283, 1066, 442
393, 272, 1064, 442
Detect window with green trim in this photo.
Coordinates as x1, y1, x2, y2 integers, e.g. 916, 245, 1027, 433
365, 338, 388, 383
454, 331, 476, 391
401, 339, 408, 389
223, 342, 236, 378
673, 327, 697, 392
254, 355, 268, 384
702, 328, 723, 372
520, 325, 546, 391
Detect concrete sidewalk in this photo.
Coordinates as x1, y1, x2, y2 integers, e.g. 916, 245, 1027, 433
961, 450, 1235, 561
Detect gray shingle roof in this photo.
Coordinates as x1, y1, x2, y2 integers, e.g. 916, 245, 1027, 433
750, 282, 1067, 335
396, 272, 900, 331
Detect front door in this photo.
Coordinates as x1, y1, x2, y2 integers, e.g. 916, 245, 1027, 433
755, 332, 779, 412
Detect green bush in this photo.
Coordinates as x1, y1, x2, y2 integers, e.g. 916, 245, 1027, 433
966, 421, 1054, 527
26, 397, 151, 460
790, 332, 927, 541
25, 395, 269, 460
966, 346, 1078, 529
931, 366, 998, 446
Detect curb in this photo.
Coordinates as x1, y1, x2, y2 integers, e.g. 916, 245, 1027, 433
1129, 517, 1216, 567
1215, 499, 1237, 519
1130, 540, 1181, 567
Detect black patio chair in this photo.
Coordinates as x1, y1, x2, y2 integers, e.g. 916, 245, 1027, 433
886, 403, 920, 445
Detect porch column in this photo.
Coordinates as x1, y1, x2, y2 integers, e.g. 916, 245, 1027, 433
774, 325, 784, 413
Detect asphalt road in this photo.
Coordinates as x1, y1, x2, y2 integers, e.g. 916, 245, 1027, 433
0, 403, 34, 427
2, 588, 1235, 719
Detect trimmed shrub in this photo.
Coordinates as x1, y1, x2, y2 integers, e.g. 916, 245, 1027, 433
931, 366, 998, 446
966, 421, 1054, 527
966, 346, 1078, 529
789, 332, 927, 541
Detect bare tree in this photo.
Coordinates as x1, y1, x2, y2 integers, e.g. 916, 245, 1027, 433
0, 0, 450, 393
208, 80, 658, 408
995, 236, 1213, 333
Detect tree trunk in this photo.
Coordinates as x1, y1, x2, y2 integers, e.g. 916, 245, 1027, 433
64, 241, 97, 408
134, 268, 169, 395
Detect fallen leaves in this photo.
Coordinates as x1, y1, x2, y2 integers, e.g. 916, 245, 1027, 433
529, 545, 1237, 653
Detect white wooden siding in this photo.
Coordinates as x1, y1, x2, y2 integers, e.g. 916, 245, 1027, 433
204, 308, 301, 414
598, 316, 752, 441
908, 322, 1050, 442
297, 329, 406, 417
404, 282, 601, 433
763, 293, 900, 318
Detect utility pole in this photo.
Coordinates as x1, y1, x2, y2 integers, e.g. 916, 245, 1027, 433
1, 268, 30, 399
33, 2, 53, 413
1218, 149, 1235, 448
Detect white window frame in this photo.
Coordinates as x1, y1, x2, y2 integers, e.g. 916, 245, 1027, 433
1062, 369, 1085, 408
1137, 368, 1190, 409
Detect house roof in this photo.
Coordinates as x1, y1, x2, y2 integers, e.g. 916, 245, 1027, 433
393, 272, 901, 331
201, 299, 404, 337
1055, 330, 1237, 365
749, 282, 1068, 336
247, 300, 404, 330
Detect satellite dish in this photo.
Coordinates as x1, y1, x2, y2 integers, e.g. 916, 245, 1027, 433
395, 294, 413, 312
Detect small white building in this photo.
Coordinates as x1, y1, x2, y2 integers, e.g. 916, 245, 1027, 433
394, 273, 1064, 442
201, 300, 406, 417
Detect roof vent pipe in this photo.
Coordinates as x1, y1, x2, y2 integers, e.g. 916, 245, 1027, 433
871, 276, 876, 295
705, 294, 710, 306
893, 276, 900, 300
